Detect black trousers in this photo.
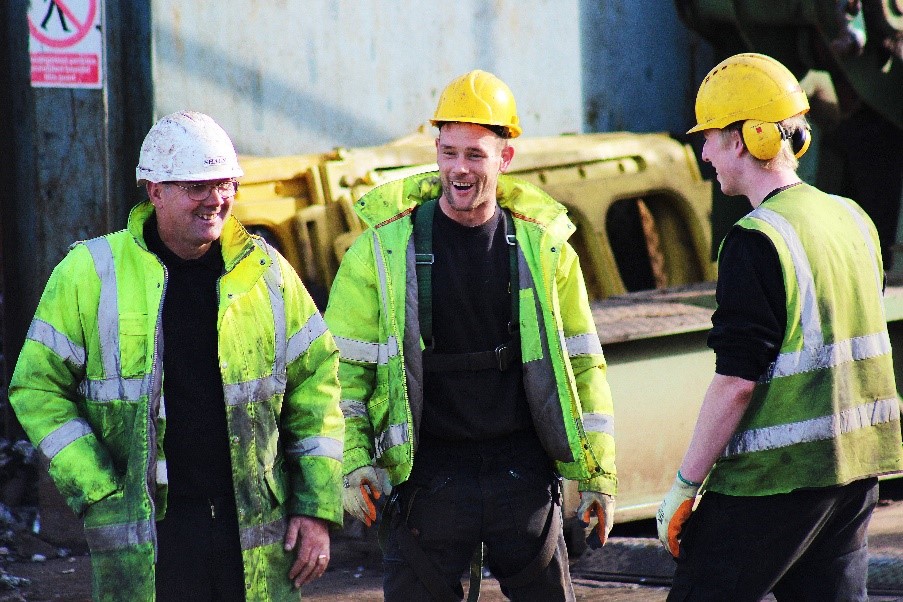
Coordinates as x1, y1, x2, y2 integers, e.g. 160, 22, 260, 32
382, 434, 575, 601
155, 495, 246, 602
668, 477, 879, 602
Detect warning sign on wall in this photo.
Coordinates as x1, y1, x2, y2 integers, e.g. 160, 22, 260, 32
29, 0, 104, 89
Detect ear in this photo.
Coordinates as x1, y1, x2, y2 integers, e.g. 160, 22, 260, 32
146, 182, 164, 207
499, 144, 515, 173
728, 129, 746, 158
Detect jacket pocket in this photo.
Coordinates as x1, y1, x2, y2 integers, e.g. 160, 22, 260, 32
264, 460, 288, 507
118, 312, 148, 377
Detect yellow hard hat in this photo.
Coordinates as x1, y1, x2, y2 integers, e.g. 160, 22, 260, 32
431, 70, 522, 138
687, 53, 809, 135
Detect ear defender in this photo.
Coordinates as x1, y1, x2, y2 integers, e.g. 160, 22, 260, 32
741, 120, 811, 160
741, 120, 784, 160
790, 125, 811, 159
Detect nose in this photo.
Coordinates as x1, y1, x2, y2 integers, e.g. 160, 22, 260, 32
701, 141, 711, 164
451, 158, 468, 173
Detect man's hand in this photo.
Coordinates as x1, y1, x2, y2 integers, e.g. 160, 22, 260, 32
342, 466, 388, 527
285, 515, 330, 589
656, 472, 701, 558
576, 491, 615, 548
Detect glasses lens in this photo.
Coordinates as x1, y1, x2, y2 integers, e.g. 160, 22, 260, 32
216, 181, 237, 197
186, 184, 210, 200
180, 181, 237, 200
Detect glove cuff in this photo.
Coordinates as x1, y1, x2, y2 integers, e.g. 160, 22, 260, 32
676, 469, 703, 488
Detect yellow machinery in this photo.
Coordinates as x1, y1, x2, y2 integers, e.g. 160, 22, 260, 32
233, 128, 715, 305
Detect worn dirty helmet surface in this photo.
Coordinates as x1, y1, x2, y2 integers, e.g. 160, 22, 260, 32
136, 110, 243, 185
687, 53, 809, 134
431, 69, 522, 138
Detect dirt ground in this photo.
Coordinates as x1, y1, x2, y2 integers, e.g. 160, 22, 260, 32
0, 531, 672, 602
3, 480, 903, 601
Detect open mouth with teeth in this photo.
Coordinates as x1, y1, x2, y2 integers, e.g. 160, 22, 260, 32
451, 180, 474, 191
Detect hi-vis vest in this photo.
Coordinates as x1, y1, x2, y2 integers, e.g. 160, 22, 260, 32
324, 172, 617, 494
708, 184, 903, 496
9, 201, 343, 601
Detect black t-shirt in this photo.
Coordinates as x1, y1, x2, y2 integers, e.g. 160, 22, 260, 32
144, 216, 234, 499
420, 205, 534, 442
708, 188, 793, 381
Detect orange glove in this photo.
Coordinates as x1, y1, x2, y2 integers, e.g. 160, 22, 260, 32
656, 471, 701, 557
576, 491, 615, 548
342, 466, 388, 527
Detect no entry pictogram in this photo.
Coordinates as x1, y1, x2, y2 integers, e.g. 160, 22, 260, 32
28, 0, 98, 49
28, 0, 103, 88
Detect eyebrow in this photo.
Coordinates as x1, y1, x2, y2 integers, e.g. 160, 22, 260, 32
437, 143, 489, 153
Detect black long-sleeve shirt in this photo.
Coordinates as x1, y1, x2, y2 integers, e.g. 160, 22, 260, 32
144, 216, 234, 499
708, 195, 787, 382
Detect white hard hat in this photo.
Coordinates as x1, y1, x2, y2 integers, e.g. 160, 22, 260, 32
136, 110, 243, 185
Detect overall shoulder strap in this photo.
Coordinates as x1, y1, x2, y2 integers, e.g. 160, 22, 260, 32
413, 198, 438, 347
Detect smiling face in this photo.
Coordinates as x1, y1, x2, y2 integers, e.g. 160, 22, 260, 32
147, 179, 234, 259
701, 128, 744, 197
435, 122, 514, 226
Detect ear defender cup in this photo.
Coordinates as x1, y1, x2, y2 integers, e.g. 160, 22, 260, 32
741, 120, 783, 160
791, 126, 811, 158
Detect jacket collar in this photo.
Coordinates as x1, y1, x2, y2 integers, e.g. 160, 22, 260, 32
354, 172, 574, 242
126, 200, 257, 272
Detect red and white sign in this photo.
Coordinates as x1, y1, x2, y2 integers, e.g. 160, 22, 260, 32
28, 0, 104, 89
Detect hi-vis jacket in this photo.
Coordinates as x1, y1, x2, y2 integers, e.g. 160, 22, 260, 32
9, 201, 344, 602
324, 172, 617, 494
708, 184, 903, 496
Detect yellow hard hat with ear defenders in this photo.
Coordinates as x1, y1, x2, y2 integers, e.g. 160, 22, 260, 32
689, 53, 810, 160
431, 70, 522, 138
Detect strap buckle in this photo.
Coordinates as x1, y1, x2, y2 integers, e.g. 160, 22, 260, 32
495, 344, 511, 371
415, 253, 434, 265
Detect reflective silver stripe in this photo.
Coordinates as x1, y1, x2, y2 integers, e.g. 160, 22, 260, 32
26, 319, 85, 367
829, 195, 882, 293
582, 412, 615, 437
334, 335, 398, 365
371, 233, 400, 363
286, 436, 343, 461
564, 332, 603, 357
240, 517, 286, 550
156, 459, 168, 486
765, 331, 892, 381
220, 246, 290, 406
374, 423, 409, 459
39, 418, 92, 461
723, 397, 900, 458
78, 375, 152, 403
749, 208, 823, 350
84, 238, 122, 380
262, 245, 288, 384
84, 519, 154, 552
340, 399, 368, 419
287, 312, 328, 364
84, 238, 153, 403
223, 374, 282, 406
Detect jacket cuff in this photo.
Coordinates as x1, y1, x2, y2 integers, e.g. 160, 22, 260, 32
342, 446, 373, 477
577, 472, 617, 496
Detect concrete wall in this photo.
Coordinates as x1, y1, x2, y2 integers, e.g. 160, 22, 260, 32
150, 1, 715, 156
151, 0, 586, 156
